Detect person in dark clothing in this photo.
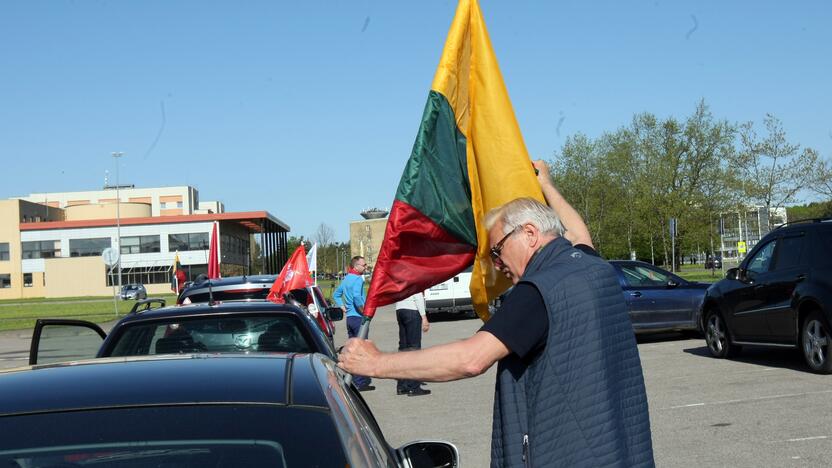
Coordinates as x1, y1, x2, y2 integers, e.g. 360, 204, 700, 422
339, 161, 654, 467
394, 292, 430, 396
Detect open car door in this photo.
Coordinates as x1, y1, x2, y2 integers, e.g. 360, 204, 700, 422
29, 319, 107, 365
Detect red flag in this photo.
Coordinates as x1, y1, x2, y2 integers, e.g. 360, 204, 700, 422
267, 245, 311, 303
207, 222, 221, 279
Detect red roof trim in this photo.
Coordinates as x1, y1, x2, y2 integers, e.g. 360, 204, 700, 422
19, 211, 289, 232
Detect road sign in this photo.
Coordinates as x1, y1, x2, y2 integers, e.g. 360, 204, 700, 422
102, 247, 119, 267
737, 241, 747, 254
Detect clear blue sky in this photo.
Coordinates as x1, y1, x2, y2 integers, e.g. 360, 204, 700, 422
2, 1, 830, 241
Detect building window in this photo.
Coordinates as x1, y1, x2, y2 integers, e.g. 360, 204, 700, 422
23, 273, 33, 287
70, 238, 112, 257
221, 234, 250, 266
176, 201, 183, 208
0, 274, 10, 288
22, 240, 61, 259
168, 233, 209, 252
106, 265, 172, 286
120, 236, 160, 254
0, 243, 9, 261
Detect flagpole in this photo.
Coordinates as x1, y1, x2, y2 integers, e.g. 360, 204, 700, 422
343, 317, 371, 387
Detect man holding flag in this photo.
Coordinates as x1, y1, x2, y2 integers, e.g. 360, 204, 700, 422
338, 0, 653, 465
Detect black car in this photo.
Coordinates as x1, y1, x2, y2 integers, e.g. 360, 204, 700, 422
29, 300, 341, 365
701, 218, 832, 373
609, 260, 709, 334
0, 353, 459, 467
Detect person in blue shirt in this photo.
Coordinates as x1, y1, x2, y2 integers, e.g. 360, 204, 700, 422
333, 256, 373, 390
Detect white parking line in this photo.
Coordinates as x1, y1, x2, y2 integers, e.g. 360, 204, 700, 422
784, 436, 828, 442
660, 390, 832, 410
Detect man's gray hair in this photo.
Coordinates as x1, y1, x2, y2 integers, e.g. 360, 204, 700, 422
485, 198, 565, 237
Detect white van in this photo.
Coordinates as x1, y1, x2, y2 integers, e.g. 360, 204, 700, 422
424, 267, 473, 315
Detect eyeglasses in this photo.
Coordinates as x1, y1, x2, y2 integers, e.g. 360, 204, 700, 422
489, 225, 521, 265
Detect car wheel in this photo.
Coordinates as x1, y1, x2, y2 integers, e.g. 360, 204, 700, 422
705, 310, 740, 358
801, 311, 832, 374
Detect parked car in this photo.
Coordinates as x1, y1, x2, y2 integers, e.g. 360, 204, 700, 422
29, 300, 343, 365
424, 267, 474, 315
177, 275, 338, 340
119, 283, 147, 300
0, 353, 459, 468
609, 260, 709, 334
701, 218, 832, 373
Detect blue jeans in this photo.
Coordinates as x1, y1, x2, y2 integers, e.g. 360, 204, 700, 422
346, 315, 371, 388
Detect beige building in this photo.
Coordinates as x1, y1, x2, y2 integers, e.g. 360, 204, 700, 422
0, 190, 289, 300
349, 209, 389, 267
15, 185, 223, 218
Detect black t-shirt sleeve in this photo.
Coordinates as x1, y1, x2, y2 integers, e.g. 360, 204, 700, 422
480, 282, 548, 359
575, 244, 600, 257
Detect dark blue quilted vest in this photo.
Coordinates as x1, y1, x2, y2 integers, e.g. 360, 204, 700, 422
490, 237, 655, 468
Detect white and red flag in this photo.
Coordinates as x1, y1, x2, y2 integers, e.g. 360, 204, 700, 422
267, 245, 312, 303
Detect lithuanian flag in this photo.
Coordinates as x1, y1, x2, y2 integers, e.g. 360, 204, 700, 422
363, 0, 545, 320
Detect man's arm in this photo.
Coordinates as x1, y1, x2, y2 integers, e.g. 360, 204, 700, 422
533, 159, 594, 248
352, 279, 366, 315
338, 331, 509, 382
415, 293, 429, 332
333, 282, 345, 308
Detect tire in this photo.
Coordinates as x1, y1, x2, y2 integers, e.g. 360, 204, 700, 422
801, 311, 832, 374
704, 310, 741, 358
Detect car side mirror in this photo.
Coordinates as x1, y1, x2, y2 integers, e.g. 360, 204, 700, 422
725, 268, 739, 281
666, 280, 678, 288
398, 441, 459, 468
325, 306, 344, 322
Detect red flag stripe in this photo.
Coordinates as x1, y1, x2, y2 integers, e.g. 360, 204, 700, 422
364, 200, 475, 317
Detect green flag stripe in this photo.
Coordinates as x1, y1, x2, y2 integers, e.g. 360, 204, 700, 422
394, 90, 477, 247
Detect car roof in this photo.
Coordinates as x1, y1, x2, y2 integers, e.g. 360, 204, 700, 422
0, 353, 334, 417
178, 275, 322, 301
119, 300, 307, 323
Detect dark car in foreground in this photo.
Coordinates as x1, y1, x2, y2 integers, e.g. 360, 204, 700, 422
609, 260, 709, 334
701, 218, 832, 373
0, 353, 459, 467
29, 300, 341, 365
178, 275, 338, 339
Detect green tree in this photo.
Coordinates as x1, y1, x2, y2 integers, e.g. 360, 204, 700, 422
733, 114, 821, 227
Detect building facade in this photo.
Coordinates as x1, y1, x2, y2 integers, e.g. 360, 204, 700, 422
0, 189, 289, 300
14, 185, 223, 218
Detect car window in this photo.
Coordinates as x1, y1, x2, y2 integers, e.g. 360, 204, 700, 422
619, 264, 670, 287
746, 240, 777, 275
0, 406, 348, 467
107, 315, 313, 356
312, 287, 329, 308
342, 386, 397, 468
774, 234, 805, 270
814, 228, 832, 267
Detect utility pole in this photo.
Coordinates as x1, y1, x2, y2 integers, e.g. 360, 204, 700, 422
112, 152, 124, 296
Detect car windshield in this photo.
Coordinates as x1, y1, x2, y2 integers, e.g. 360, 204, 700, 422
107, 315, 313, 356
122, 285, 138, 291
0, 406, 348, 468
620, 265, 674, 287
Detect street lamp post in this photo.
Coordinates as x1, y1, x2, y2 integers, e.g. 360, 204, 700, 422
112, 152, 124, 298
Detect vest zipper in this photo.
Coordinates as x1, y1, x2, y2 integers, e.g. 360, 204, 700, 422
522, 433, 531, 468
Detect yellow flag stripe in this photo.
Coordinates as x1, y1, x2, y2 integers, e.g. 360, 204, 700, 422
430, 0, 545, 320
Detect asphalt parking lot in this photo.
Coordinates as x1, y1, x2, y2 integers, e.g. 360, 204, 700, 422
2, 308, 830, 467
